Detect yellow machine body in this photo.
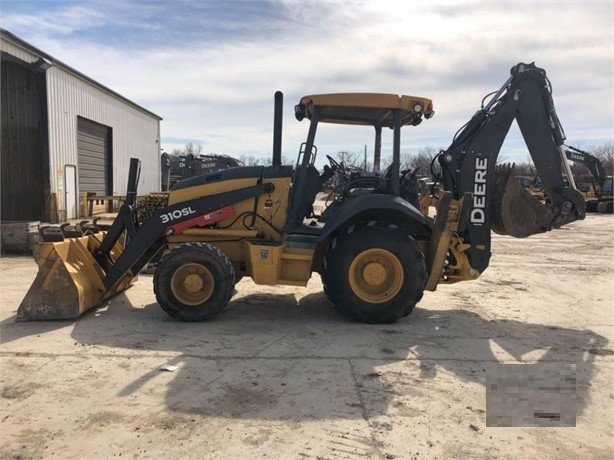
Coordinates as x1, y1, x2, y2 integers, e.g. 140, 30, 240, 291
165, 175, 314, 284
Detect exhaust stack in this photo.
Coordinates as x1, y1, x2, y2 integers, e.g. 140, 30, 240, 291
273, 91, 283, 166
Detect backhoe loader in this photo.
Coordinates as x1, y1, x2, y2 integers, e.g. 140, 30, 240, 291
564, 145, 613, 213
19, 62, 585, 324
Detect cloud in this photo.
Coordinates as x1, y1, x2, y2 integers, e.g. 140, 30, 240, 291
1, 0, 612, 165
1, 3, 108, 35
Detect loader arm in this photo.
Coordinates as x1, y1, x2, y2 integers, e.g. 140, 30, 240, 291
99, 182, 275, 291
18, 169, 275, 320
437, 62, 585, 273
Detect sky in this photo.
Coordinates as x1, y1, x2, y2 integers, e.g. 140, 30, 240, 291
1, 0, 612, 168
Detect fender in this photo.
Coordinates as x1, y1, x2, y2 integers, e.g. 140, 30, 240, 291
317, 194, 433, 242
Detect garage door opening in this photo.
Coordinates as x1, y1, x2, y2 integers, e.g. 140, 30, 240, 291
77, 117, 112, 216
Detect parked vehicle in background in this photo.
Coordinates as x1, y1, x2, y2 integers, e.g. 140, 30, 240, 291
161, 152, 243, 191
564, 145, 613, 213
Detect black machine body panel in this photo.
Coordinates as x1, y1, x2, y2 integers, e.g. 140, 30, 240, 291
317, 193, 433, 243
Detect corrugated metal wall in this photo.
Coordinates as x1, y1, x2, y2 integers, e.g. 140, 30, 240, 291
0, 60, 46, 221
46, 67, 160, 214
2, 30, 161, 219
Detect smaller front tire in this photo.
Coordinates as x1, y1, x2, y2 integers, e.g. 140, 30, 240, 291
154, 242, 235, 321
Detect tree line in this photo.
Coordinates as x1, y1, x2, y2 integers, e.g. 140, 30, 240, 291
332, 147, 442, 177
167, 141, 613, 180
167, 142, 289, 166
334, 142, 613, 180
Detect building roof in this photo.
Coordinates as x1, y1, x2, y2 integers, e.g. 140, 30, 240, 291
0, 28, 162, 121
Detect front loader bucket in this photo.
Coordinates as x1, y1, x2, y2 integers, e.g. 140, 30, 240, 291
17, 233, 134, 321
491, 164, 554, 238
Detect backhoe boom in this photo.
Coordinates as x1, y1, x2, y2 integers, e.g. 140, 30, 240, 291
438, 62, 585, 273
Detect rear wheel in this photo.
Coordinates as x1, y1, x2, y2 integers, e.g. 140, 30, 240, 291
322, 222, 426, 324
154, 242, 235, 321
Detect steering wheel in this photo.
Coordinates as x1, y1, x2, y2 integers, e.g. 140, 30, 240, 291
326, 155, 343, 172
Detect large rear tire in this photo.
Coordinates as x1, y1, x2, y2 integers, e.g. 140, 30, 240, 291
322, 222, 426, 324
154, 242, 235, 321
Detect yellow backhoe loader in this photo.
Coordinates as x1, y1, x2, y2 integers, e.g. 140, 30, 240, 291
19, 63, 585, 324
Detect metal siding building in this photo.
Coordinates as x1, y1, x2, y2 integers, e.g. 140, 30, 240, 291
1, 29, 162, 222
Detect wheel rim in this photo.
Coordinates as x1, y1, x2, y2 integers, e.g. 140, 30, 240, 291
170, 263, 214, 306
348, 248, 404, 304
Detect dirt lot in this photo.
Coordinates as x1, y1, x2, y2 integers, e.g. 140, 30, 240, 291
1, 214, 612, 459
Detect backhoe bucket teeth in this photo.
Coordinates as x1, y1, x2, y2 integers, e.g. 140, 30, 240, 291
491, 164, 554, 238
17, 233, 134, 321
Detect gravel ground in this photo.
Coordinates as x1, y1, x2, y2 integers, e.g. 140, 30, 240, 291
1, 213, 612, 459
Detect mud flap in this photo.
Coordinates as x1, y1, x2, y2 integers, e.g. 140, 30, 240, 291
17, 233, 134, 321
491, 164, 554, 238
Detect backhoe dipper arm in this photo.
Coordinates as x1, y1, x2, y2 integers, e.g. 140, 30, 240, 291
438, 62, 585, 273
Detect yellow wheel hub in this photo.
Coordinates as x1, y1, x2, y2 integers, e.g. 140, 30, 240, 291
348, 248, 404, 303
171, 263, 214, 306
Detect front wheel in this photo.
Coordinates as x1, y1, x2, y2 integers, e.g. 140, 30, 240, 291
154, 242, 235, 321
321, 222, 426, 324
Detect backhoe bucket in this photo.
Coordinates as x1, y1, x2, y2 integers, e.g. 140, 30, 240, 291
491, 164, 554, 238
17, 233, 134, 321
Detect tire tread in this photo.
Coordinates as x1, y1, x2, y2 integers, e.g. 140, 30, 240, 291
321, 222, 426, 323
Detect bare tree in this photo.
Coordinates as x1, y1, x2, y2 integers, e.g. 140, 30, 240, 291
184, 142, 203, 156
262, 156, 291, 166
169, 143, 204, 157
237, 154, 290, 166
379, 147, 442, 176
333, 151, 364, 169
238, 155, 260, 166
514, 156, 537, 176
407, 147, 441, 176
590, 142, 613, 175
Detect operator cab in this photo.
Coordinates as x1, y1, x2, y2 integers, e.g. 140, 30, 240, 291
286, 93, 434, 231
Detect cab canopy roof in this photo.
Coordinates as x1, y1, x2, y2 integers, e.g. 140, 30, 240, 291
296, 93, 434, 128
